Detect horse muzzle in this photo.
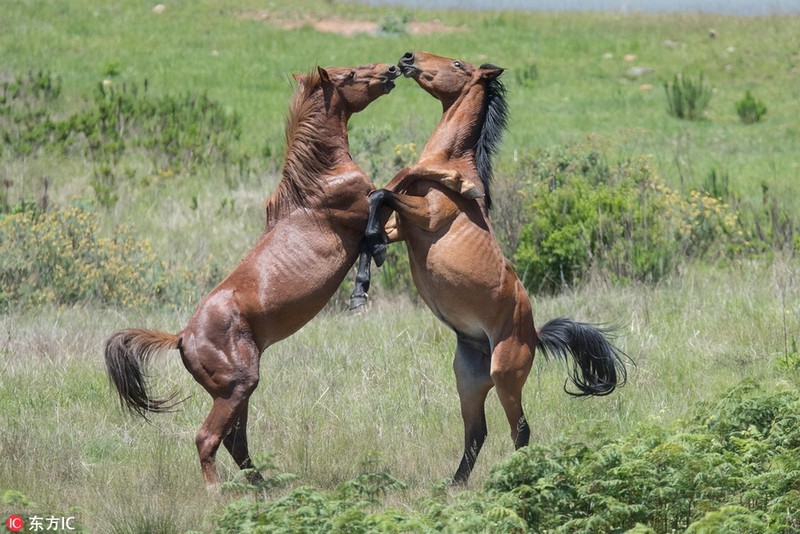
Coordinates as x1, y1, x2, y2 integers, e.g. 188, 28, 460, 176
398, 52, 419, 78
381, 64, 400, 93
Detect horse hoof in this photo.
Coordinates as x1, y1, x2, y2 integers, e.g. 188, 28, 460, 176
349, 294, 369, 310
462, 187, 484, 200
460, 180, 483, 200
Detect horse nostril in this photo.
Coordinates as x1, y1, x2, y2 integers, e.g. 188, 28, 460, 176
402, 52, 414, 61
388, 65, 398, 74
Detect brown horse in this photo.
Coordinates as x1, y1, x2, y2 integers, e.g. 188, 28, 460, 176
351, 52, 628, 484
104, 63, 400, 490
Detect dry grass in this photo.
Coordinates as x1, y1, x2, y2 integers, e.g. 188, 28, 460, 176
1, 259, 797, 531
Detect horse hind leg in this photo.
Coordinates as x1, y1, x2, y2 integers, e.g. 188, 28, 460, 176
490, 337, 534, 452
222, 398, 264, 485
452, 335, 493, 485
188, 339, 261, 492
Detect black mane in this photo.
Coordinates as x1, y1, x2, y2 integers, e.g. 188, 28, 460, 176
476, 65, 509, 211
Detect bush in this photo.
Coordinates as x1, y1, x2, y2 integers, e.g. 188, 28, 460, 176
379, 12, 412, 35
0, 205, 218, 310
664, 73, 712, 120
485, 380, 800, 533
512, 147, 747, 293
736, 90, 767, 124
1, 72, 250, 209
0, 70, 63, 157
209, 381, 800, 533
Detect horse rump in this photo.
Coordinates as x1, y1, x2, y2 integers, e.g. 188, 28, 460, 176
536, 317, 628, 396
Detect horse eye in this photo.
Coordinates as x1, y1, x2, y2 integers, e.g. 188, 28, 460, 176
453, 61, 462, 69
348, 71, 356, 80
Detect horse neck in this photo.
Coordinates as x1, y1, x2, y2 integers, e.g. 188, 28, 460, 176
298, 95, 353, 167
283, 90, 356, 179
266, 89, 354, 229
419, 83, 486, 165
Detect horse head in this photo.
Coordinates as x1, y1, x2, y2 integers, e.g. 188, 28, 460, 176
313, 63, 400, 115
398, 51, 503, 109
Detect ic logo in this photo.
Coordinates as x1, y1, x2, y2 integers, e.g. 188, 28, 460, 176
6, 515, 24, 533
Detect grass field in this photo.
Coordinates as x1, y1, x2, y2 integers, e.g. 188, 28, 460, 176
1, 1, 799, 532
1, 259, 797, 531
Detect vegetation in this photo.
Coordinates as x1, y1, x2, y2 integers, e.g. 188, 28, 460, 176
664, 73, 713, 120
512, 146, 747, 293
736, 90, 768, 124
210, 379, 800, 533
0, 1, 798, 532
0, 205, 220, 310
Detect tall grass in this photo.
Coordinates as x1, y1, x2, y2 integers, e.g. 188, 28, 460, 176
1, 259, 797, 531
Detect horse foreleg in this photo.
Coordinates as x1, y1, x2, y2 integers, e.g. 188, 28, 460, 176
362, 189, 390, 267
350, 210, 405, 310
387, 189, 460, 233
349, 239, 373, 310
352, 186, 457, 309
364, 170, 464, 265
452, 335, 493, 485
385, 164, 480, 200
349, 191, 395, 309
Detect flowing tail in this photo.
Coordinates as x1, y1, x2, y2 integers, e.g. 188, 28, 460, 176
536, 317, 628, 396
104, 328, 182, 417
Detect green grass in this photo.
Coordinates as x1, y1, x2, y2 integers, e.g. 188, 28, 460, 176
3, 2, 799, 238
1, 259, 798, 531
1, 1, 799, 531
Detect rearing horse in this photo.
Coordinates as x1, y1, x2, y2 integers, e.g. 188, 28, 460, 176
352, 52, 628, 484
104, 63, 399, 490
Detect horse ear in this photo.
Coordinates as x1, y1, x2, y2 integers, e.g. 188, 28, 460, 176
317, 66, 332, 84
479, 64, 505, 79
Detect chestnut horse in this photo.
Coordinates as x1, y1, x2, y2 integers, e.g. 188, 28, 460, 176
104, 63, 399, 490
351, 52, 628, 484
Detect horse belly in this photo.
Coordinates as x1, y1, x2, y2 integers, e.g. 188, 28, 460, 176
227, 221, 359, 349
405, 221, 506, 338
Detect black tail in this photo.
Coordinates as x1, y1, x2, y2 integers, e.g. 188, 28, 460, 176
536, 317, 628, 397
104, 328, 182, 417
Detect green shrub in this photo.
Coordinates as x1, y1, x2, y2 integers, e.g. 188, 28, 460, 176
736, 90, 767, 124
0, 205, 218, 309
485, 380, 800, 533
512, 147, 747, 293
664, 73, 712, 120
0, 70, 63, 157
515, 62, 539, 88
1, 72, 250, 209
209, 382, 800, 533
378, 12, 412, 35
